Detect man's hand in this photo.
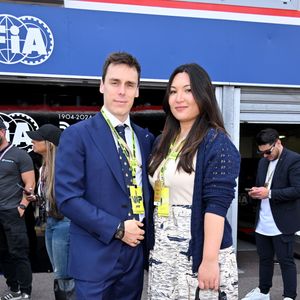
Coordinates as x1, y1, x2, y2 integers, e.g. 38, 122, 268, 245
122, 219, 145, 247
249, 186, 269, 199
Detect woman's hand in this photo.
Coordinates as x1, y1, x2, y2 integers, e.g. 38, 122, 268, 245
24, 188, 37, 202
198, 259, 220, 291
199, 213, 223, 290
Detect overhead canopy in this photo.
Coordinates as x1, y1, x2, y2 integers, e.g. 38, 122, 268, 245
1, 1, 300, 86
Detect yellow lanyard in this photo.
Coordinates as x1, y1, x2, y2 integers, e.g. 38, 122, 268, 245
101, 109, 140, 185
158, 137, 185, 185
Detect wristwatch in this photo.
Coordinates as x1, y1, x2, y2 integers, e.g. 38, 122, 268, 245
18, 204, 27, 210
114, 221, 125, 240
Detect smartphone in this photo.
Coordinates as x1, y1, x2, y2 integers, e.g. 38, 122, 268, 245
16, 183, 32, 195
244, 188, 252, 192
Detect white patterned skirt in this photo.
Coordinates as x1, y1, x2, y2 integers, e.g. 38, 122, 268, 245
148, 205, 238, 300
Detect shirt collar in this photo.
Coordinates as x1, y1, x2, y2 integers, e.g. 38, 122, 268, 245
0, 143, 11, 154
102, 106, 131, 129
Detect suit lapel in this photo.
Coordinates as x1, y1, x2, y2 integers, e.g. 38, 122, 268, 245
258, 159, 269, 186
132, 123, 149, 169
272, 148, 287, 185
132, 123, 151, 210
86, 113, 127, 194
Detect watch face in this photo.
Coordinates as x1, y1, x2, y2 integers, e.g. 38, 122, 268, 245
115, 229, 124, 240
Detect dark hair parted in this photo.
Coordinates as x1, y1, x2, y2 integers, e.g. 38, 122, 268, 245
149, 63, 226, 175
255, 128, 279, 146
102, 52, 141, 84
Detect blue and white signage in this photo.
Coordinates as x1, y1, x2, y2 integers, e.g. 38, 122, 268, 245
0, 14, 54, 65
1, 2, 300, 86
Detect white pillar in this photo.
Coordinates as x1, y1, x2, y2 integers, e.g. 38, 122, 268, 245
215, 86, 241, 251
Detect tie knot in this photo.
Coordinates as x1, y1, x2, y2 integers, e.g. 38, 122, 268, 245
115, 125, 127, 141
116, 124, 126, 134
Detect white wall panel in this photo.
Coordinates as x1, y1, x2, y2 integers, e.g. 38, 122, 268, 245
241, 88, 300, 123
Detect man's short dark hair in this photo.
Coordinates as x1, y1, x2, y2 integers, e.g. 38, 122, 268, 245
256, 128, 279, 146
102, 52, 141, 84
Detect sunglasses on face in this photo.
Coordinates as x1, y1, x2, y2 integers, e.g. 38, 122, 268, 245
257, 143, 275, 156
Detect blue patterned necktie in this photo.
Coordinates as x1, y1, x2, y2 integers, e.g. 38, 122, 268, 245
115, 125, 138, 219
115, 125, 133, 189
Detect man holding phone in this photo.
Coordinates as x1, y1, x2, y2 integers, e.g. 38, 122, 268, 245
242, 128, 300, 300
0, 120, 35, 300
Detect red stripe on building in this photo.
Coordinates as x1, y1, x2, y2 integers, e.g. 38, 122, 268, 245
76, 0, 300, 17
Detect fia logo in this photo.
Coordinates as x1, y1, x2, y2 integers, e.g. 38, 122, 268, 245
0, 14, 54, 65
0, 112, 39, 152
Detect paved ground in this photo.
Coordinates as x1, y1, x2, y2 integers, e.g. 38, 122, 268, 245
238, 250, 300, 299
1, 240, 300, 299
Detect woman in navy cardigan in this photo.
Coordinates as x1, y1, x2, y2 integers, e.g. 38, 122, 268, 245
148, 63, 240, 300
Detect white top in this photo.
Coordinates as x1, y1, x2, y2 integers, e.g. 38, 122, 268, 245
149, 153, 196, 206
256, 159, 281, 236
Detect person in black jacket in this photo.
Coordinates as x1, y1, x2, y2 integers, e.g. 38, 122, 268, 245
242, 128, 300, 300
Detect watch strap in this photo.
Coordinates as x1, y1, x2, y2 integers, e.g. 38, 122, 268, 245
18, 204, 27, 210
114, 221, 125, 239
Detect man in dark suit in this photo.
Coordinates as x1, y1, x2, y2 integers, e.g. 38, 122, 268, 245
55, 52, 154, 300
242, 128, 300, 300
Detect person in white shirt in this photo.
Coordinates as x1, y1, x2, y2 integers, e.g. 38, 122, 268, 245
242, 128, 300, 300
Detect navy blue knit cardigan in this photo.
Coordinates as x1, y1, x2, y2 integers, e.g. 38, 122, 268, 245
188, 128, 240, 272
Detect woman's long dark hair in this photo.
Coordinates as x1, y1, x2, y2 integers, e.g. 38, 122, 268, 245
149, 63, 226, 175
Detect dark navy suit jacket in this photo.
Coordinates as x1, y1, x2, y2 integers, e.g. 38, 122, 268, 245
55, 112, 154, 281
254, 148, 300, 234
